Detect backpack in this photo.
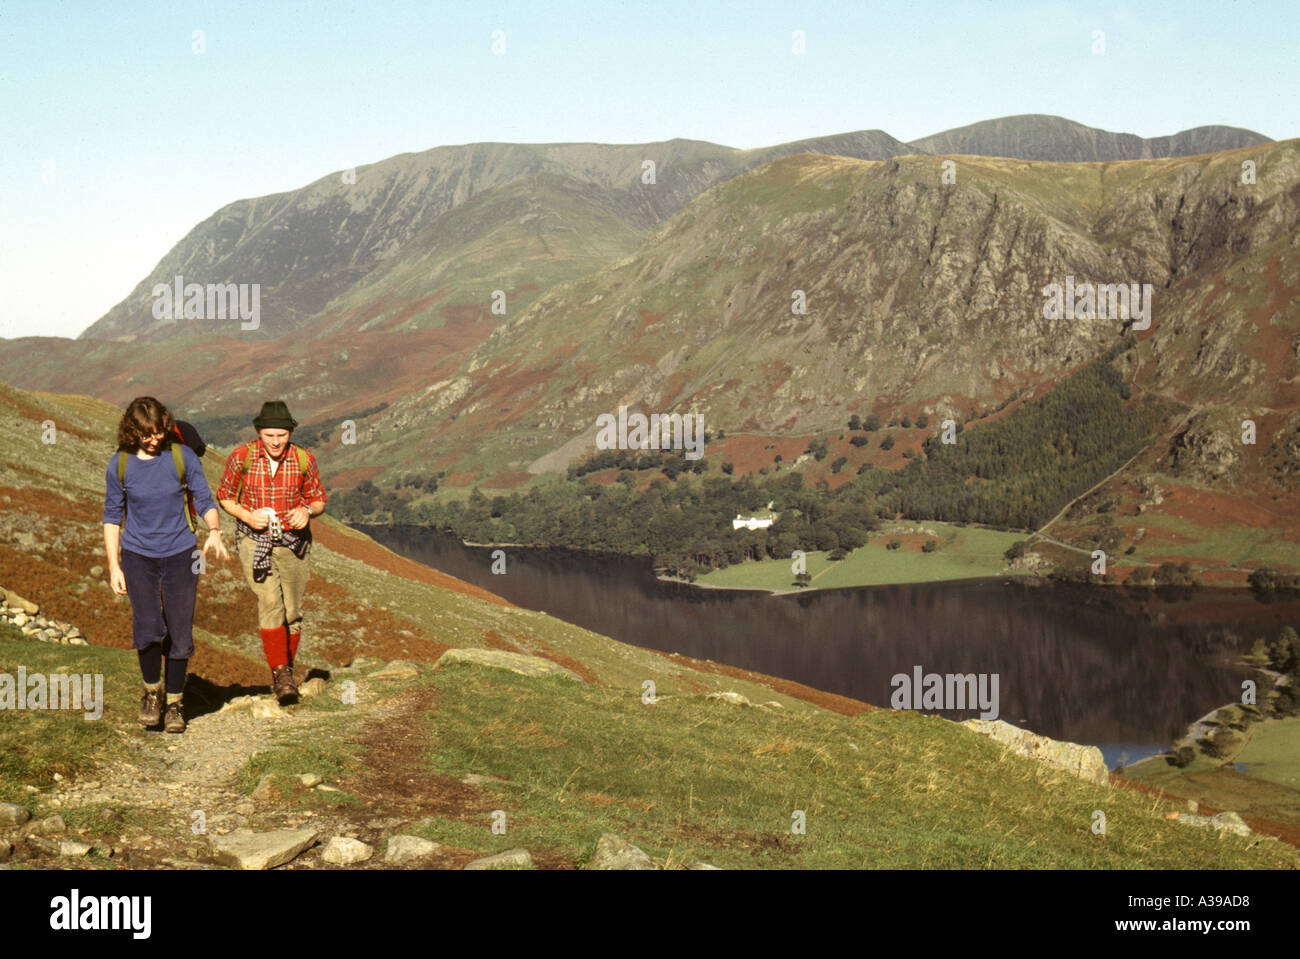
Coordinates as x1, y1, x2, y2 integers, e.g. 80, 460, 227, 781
230, 442, 311, 505
116, 422, 203, 533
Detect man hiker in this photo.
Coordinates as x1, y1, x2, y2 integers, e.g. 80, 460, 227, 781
104, 397, 228, 734
217, 401, 327, 703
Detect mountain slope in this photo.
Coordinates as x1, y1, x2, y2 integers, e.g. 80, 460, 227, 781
908, 114, 1271, 162
75, 134, 913, 344
1, 377, 1296, 870
334, 141, 1298, 486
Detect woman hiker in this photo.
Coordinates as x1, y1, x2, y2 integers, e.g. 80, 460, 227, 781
103, 397, 228, 734
217, 401, 327, 703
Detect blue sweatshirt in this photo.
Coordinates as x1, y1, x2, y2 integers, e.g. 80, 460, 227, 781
102, 445, 218, 558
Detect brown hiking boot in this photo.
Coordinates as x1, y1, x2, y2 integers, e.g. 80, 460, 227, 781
138, 687, 164, 728
163, 699, 186, 734
271, 665, 299, 703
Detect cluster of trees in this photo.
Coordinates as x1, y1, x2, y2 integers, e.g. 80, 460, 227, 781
567, 447, 708, 479
1247, 567, 1300, 592
333, 479, 419, 524
1167, 625, 1300, 768
396, 472, 441, 491
847, 412, 931, 432
335, 337, 1209, 587
379, 470, 884, 580
877, 341, 1163, 528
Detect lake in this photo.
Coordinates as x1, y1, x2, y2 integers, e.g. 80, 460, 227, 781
358, 524, 1300, 769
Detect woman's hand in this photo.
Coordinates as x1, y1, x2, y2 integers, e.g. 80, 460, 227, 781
204, 530, 229, 562
285, 506, 311, 530
109, 566, 127, 595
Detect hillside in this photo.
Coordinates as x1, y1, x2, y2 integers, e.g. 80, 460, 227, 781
0, 379, 1295, 869
0, 125, 1294, 577
908, 114, 1270, 162
321, 140, 1300, 584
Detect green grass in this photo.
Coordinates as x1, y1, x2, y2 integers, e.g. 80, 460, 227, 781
0, 626, 141, 803
409, 662, 1298, 869
1124, 510, 1300, 568
1234, 718, 1300, 789
236, 715, 363, 809
696, 522, 1029, 591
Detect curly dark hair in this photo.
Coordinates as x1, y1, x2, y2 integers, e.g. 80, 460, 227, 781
117, 397, 176, 452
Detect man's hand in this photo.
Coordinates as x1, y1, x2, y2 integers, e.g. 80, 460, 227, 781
244, 508, 271, 531
286, 506, 311, 530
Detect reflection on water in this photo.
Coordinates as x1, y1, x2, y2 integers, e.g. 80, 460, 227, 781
359, 525, 1300, 767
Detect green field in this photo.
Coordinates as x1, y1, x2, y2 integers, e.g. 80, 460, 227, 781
393, 659, 1297, 868
695, 522, 1029, 592
1234, 718, 1300, 788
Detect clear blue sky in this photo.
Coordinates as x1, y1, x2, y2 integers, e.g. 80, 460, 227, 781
1, 0, 1294, 339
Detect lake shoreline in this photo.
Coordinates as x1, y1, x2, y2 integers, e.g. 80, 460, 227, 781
358, 521, 1271, 592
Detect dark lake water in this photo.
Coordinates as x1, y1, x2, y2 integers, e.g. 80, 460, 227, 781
358, 524, 1300, 770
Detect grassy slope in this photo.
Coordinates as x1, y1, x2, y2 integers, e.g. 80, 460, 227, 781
1, 379, 1295, 868
386, 662, 1295, 868
696, 522, 1028, 591
322, 173, 645, 333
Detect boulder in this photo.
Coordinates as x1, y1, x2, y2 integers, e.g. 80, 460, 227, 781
210, 828, 319, 870
961, 719, 1109, 786
1210, 811, 1251, 837
384, 835, 444, 864
0, 803, 31, 827
321, 836, 373, 865
299, 678, 328, 697
299, 773, 323, 788
250, 697, 286, 720
705, 691, 752, 706
463, 848, 534, 870
26, 835, 60, 855
4, 591, 38, 614
584, 833, 658, 870
369, 660, 421, 681
434, 648, 584, 682
250, 776, 281, 803
59, 840, 92, 857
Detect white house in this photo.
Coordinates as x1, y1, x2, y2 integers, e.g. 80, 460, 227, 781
733, 502, 777, 530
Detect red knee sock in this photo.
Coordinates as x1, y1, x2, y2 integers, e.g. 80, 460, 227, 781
288, 630, 301, 663
260, 627, 290, 669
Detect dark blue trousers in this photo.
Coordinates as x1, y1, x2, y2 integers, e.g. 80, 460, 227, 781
121, 547, 198, 659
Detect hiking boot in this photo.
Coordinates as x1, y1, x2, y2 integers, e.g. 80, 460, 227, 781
138, 687, 164, 728
271, 665, 299, 703
163, 699, 186, 734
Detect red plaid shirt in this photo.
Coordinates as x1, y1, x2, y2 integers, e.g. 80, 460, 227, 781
217, 440, 327, 523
